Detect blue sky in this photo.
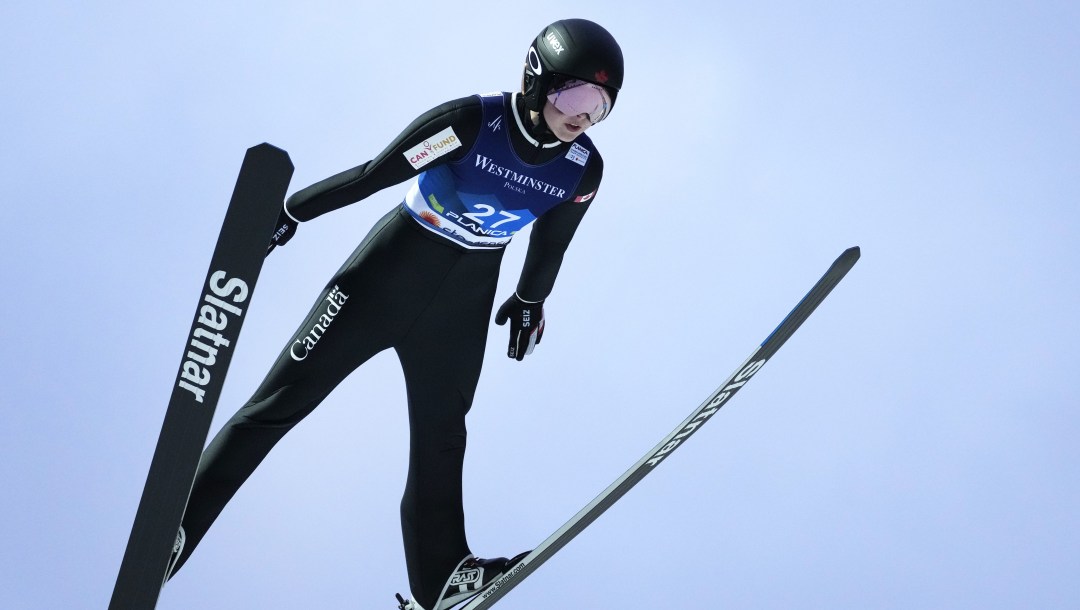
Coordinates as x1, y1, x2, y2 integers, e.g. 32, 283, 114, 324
2, 1, 1078, 608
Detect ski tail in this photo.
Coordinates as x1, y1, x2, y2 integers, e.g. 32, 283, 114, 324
460, 246, 860, 610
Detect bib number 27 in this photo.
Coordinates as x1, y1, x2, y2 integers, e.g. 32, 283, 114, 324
463, 204, 521, 229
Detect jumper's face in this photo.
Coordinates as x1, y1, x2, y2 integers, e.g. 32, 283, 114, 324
542, 101, 592, 142
542, 79, 613, 142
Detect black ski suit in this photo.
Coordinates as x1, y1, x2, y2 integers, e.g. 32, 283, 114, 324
172, 91, 604, 608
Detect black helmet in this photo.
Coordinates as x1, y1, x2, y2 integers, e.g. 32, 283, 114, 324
521, 19, 624, 117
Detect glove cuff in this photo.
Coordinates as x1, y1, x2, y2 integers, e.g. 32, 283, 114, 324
283, 202, 301, 224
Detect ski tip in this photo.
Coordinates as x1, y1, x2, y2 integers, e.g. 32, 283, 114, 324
243, 143, 294, 171
839, 246, 861, 264
247, 142, 292, 158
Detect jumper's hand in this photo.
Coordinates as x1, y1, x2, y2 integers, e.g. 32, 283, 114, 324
266, 205, 298, 255
494, 294, 545, 361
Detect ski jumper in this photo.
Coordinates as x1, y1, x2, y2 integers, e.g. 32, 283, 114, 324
172, 92, 604, 609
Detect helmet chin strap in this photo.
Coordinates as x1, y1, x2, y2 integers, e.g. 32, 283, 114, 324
513, 92, 562, 148
532, 111, 557, 142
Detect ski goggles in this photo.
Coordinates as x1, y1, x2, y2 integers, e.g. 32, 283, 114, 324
546, 80, 613, 125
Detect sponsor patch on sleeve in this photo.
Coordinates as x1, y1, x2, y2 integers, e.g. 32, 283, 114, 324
404, 126, 462, 170
566, 142, 591, 166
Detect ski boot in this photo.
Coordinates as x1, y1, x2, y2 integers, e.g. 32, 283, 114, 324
396, 551, 529, 610
161, 526, 185, 587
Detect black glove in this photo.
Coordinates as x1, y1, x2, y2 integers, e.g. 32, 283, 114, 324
495, 294, 545, 361
266, 205, 298, 255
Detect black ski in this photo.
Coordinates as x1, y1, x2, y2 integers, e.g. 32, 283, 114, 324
459, 246, 861, 610
110, 144, 293, 609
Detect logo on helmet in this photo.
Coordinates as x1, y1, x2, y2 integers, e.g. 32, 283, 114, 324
527, 46, 543, 74
544, 31, 566, 55
594, 70, 609, 84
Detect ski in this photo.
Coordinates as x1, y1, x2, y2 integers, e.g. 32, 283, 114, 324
110, 144, 293, 609
458, 246, 861, 610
